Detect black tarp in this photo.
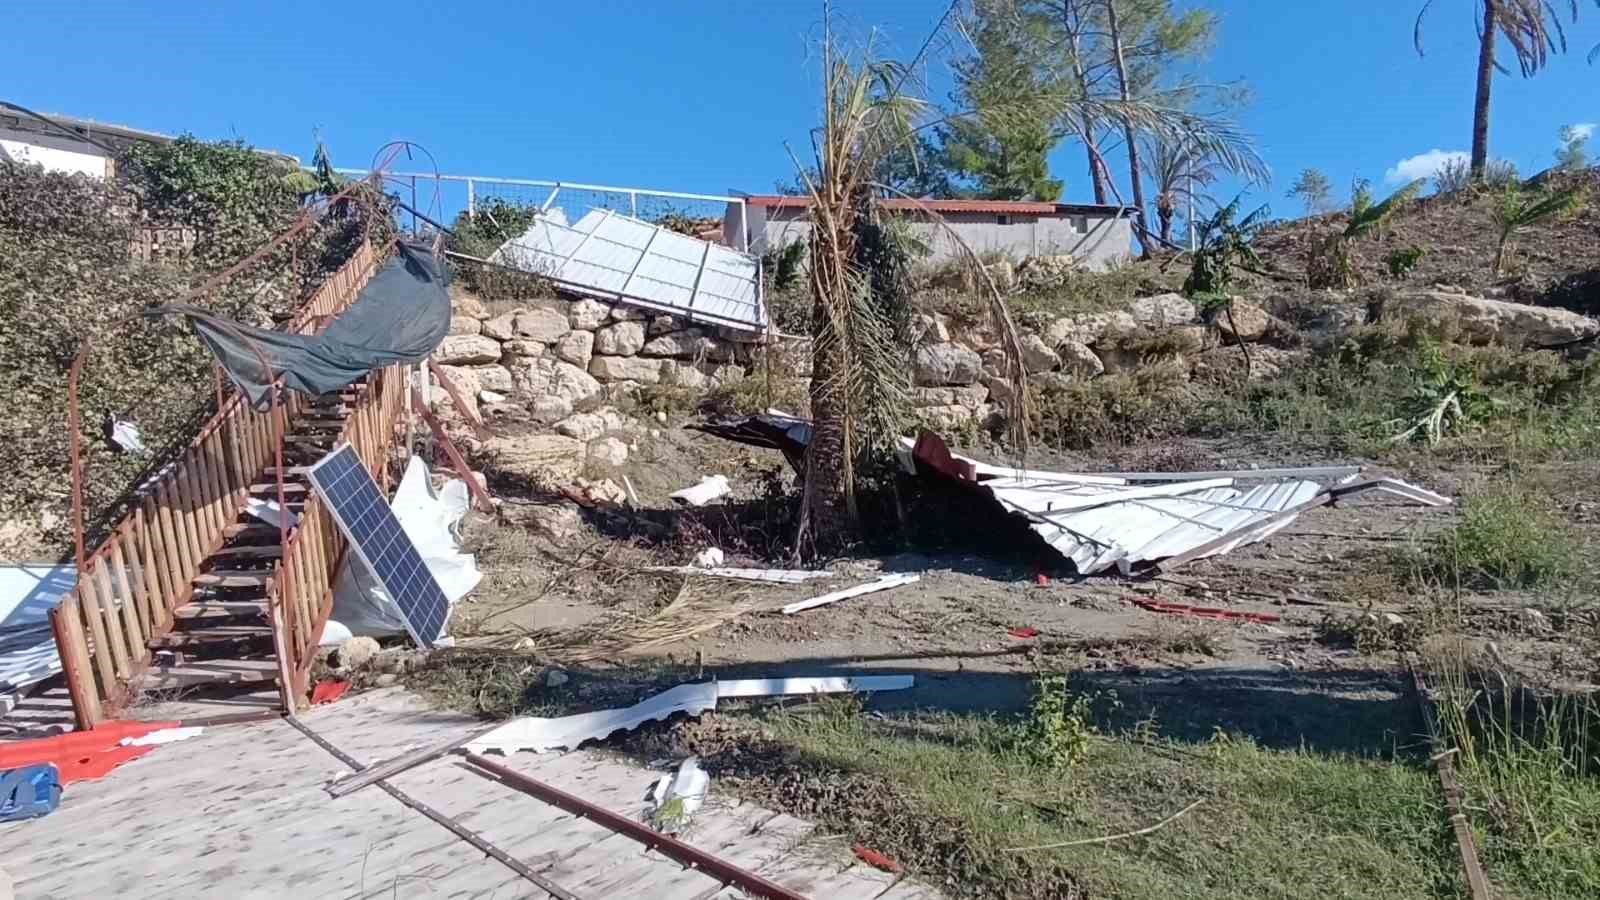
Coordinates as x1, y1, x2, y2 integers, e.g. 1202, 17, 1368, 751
163, 240, 450, 411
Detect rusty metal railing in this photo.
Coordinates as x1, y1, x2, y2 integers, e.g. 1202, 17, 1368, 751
50, 240, 383, 729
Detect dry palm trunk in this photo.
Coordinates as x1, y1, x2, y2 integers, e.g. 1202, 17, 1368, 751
1105, 0, 1151, 259
1471, 0, 1498, 178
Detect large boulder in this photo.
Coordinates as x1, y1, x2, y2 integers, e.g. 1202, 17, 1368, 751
482, 434, 584, 486
432, 365, 481, 419
555, 331, 594, 368
451, 291, 486, 319
912, 384, 989, 410
1042, 310, 1138, 347
914, 342, 983, 386
589, 355, 667, 384
586, 436, 630, 467
1056, 340, 1105, 377
471, 364, 515, 394
568, 298, 609, 330
514, 308, 571, 342
609, 304, 648, 323
448, 315, 482, 336
910, 313, 951, 345
1389, 291, 1600, 347
434, 335, 501, 366
555, 407, 629, 441
641, 328, 726, 359
1018, 333, 1060, 374
1213, 300, 1273, 342
481, 311, 518, 341
503, 339, 545, 359
594, 320, 647, 356
1018, 253, 1076, 289
530, 395, 573, 424
522, 358, 604, 409
1129, 293, 1197, 328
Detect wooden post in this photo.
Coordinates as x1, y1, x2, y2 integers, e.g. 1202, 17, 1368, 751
75, 578, 118, 690
51, 599, 103, 730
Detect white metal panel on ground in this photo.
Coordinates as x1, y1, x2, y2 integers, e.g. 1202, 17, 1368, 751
0, 565, 75, 710
491, 208, 765, 331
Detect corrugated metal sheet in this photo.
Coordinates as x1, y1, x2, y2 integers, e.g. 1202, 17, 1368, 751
491, 209, 764, 332
895, 437, 1447, 576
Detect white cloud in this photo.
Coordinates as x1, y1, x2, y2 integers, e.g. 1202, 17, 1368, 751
1385, 149, 1469, 185
1571, 123, 1597, 140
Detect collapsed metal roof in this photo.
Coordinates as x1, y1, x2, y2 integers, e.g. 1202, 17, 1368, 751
490, 209, 765, 332
898, 434, 1451, 575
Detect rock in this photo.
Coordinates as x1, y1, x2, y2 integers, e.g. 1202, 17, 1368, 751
568, 298, 609, 330
1214, 300, 1272, 342
589, 355, 667, 384
513, 636, 537, 651
483, 433, 585, 485
1390, 290, 1600, 347
1172, 324, 1216, 353
917, 404, 983, 428
434, 335, 501, 366
983, 374, 1016, 406
336, 636, 380, 671
1019, 333, 1060, 374
1302, 305, 1367, 347
374, 673, 399, 687
545, 668, 570, 688
481, 311, 518, 341
556, 408, 628, 441
1129, 293, 1197, 328
647, 314, 678, 337
448, 315, 482, 336
641, 328, 716, 359
471, 365, 515, 394
554, 330, 594, 368
1042, 310, 1138, 347
509, 502, 582, 542
1056, 340, 1105, 377
522, 358, 604, 409
608, 304, 648, 322
914, 342, 983, 386
586, 436, 629, 467
515, 308, 571, 342
665, 360, 745, 390
479, 389, 506, 405
432, 365, 480, 420
910, 313, 951, 345
452, 292, 486, 319
574, 477, 627, 505
912, 384, 989, 410
503, 339, 545, 358
987, 258, 1016, 292
529, 395, 572, 423
1190, 345, 1304, 382
1019, 253, 1076, 288
594, 320, 647, 356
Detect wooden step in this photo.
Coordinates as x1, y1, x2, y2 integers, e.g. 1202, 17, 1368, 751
209, 544, 283, 560
222, 523, 280, 541
261, 466, 311, 478
193, 571, 273, 588
149, 625, 275, 649
248, 481, 308, 496
298, 411, 350, 422
290, 419, 346, 432
174, 600, 270, 620
139, 658, 280, 689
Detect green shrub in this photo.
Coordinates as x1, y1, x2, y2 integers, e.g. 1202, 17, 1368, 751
1015, 674, 1106, 769
1418, 487, 1581, 589
1031, 360, 1199, 449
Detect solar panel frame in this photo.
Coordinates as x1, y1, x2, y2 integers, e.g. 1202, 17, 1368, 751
306, 444, 448, 649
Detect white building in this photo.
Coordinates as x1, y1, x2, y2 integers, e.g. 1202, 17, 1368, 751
725, 195, 1135, 270
0, 109, 176, 178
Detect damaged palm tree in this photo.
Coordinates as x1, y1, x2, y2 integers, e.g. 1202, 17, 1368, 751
792, 31, 1036, 558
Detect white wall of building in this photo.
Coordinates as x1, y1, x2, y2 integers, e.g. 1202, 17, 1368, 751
0, 127, 113, 178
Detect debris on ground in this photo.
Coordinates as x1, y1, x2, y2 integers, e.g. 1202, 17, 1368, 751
105, 413, 144, 453
642, 566, 834, 584
781, 573, 921, 615
311, 680, 352, 705
1130, 597, 1282, 625
852, 845, 902, 873
693, 547, 726, 568
647, 756, 709, 833
0, 762, 61, 822
670, 474, 732, 507
466, 675, 914, 755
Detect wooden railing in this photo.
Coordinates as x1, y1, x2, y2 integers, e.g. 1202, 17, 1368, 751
269, 358, 408, 704
50, 241, 384, 729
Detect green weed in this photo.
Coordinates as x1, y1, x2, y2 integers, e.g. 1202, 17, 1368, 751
1415, 486, 1581, 590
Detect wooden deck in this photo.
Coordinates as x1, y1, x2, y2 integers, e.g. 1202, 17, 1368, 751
0, 688, 938, 899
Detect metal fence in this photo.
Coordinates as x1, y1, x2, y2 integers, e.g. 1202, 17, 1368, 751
332, 170, 747, 250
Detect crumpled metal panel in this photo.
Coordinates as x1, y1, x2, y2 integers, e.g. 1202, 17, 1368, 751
491, 209, 764, 331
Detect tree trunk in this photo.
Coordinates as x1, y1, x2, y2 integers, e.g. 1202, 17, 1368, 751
1105, 0, 1150, 259
800, 209, 857, 558
1157, 201, 1174, 246
1470, 0, 1496, 179
1063, 2, 1108, 204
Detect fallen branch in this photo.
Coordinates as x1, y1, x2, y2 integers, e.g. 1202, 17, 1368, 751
1002, 798, 1205, 852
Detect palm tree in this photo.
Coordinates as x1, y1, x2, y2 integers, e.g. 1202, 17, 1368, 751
1141, 134, 1270, 248
1415, 1, 1591, 180
1490, 184, 1587, 273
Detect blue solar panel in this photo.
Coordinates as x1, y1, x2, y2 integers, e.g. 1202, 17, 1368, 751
307, 444, 447, 649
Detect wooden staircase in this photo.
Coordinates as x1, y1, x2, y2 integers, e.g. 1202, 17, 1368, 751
140, 386, 366, 693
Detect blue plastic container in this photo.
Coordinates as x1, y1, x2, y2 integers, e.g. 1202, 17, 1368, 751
0, 763, 61, 822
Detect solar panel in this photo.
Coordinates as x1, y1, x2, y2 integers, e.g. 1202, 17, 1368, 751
307, 444, 448, 649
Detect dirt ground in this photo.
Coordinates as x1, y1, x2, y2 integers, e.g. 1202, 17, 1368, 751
450, 419, 1600, 741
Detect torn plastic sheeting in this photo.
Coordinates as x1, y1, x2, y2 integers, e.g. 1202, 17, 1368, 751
318, 456, 482, 645
781, 573, 920, 615
648, 757, 709, 834
670, 475, 731, 507
244, 497, 299, 529
466, 675, 914, 755
119, 726, 204, 747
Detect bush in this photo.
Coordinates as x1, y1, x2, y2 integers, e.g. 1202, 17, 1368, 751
1015, 674, 1108, 769
1031, 360, 1200, 450
1416, 487, 1581, 589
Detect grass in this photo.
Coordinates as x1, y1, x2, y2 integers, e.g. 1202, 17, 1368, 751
712, 684, 1460, 900
1423, 640, 1600, 899
1411, 485, 1583, 590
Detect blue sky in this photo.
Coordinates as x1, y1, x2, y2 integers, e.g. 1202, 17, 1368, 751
4, 1, 1596, 220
